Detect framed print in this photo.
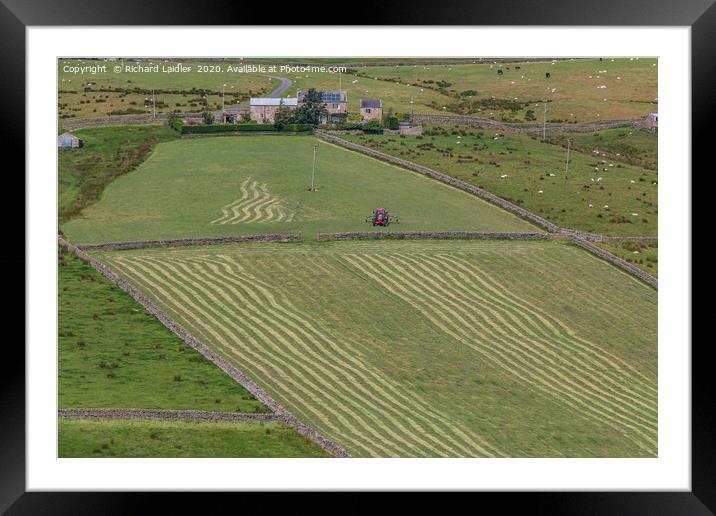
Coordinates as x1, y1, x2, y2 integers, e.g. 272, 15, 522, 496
7, 0, 710, 511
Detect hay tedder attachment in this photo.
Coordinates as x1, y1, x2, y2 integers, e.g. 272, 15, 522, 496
365, 207, 399, 227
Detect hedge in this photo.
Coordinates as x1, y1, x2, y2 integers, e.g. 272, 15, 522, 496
180, 124, 313, 135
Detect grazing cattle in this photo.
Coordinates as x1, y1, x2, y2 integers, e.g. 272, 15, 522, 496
497, 69, 503, 75
545, 72, 551, 79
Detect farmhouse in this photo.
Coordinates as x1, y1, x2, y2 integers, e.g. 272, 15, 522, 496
645, 112, 658, 128
360, 99, 383, 121
297, 90, 348, 122
58, 132, 83, 148
249, 98, 298, 124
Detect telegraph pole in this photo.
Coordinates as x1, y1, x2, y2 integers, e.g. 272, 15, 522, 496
564, 138, 571, 180
221, 83, 226, 122
310, 144, 318, 191
542, 102, 548, 141
152, 89, 156, 119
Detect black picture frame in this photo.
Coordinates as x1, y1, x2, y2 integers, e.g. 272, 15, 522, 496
7, 0, 708, 512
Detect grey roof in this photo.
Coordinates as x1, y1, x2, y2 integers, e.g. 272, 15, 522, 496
58, 132, 80, 140
297, 90, 347, 103
360, 99, 382, 109
250, 98, 298, 106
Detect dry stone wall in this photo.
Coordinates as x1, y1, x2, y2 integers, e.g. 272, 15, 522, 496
409, 114, 643, 134
318, 231, 547, 241
58, 408, 284, 423
316, 131, 560, 232
77, 234, 301, 251
316, 132, 656, 288
568, 237, 657, 288
58, 236, 351, 457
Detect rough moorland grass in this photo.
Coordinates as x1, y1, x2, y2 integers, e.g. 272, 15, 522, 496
596, 240, 658, 277
58, 246, 268, 413
97, 239, 657, 458
59, 125, 178, 223
61, 135, 536, 244
551, 127, 658, 171
58, 58, 271, 119
359, 58, 658, 122
341, 128, 657, 236
59, 419, 330, 458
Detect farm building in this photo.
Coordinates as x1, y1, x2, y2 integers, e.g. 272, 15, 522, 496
249, 98, 298, 124
58, 132, 83, 149
297, 90, 348, 122
645, 112, 658, 128
216, 104, 249, 124
399, 122, 423, 136
360, 99, 383, 121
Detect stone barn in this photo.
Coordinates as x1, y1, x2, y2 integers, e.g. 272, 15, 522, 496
58, 132, 83, 148
249, 98, 298, 124
360, 99, 383, 121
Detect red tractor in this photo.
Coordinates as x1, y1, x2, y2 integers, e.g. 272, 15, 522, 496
366, 207, 399, 227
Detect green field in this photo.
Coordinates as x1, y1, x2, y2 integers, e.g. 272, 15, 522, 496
58, 58, 272, 120
341, 128, 657, 236
58, 58, 657, 123
59, 419, 330, 458
359, 58, 658, 122
59, 125, 178, 222
61, 134, 537, 244
59, 246, 268, 413
95, 239, 657, 457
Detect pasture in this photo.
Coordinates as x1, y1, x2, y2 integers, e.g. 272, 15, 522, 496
359, 58, 658, 122
59, 419, 330, 458
58, 58, 271, 119
58, 58, 657, 123
342, 127, 658, 236
61, 135, 536, 245
96, 239, 658, 457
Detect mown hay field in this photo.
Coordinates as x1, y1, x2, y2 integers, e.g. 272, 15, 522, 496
95, 239, 657, 457
61, 135, 536, 245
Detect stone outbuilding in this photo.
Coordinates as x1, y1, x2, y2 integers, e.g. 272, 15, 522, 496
58, 132, 83, 148
360, 99, 383, 121
399, 122, 423, 136
249, 98, 298, 124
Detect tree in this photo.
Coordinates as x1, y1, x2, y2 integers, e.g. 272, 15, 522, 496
202, 111, 214, 125
289, 88, 327, 126
273, 105, 293, 130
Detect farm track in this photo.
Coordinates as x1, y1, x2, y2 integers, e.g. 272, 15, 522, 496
210, 178, 295, 225
99, 243, 657, 457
